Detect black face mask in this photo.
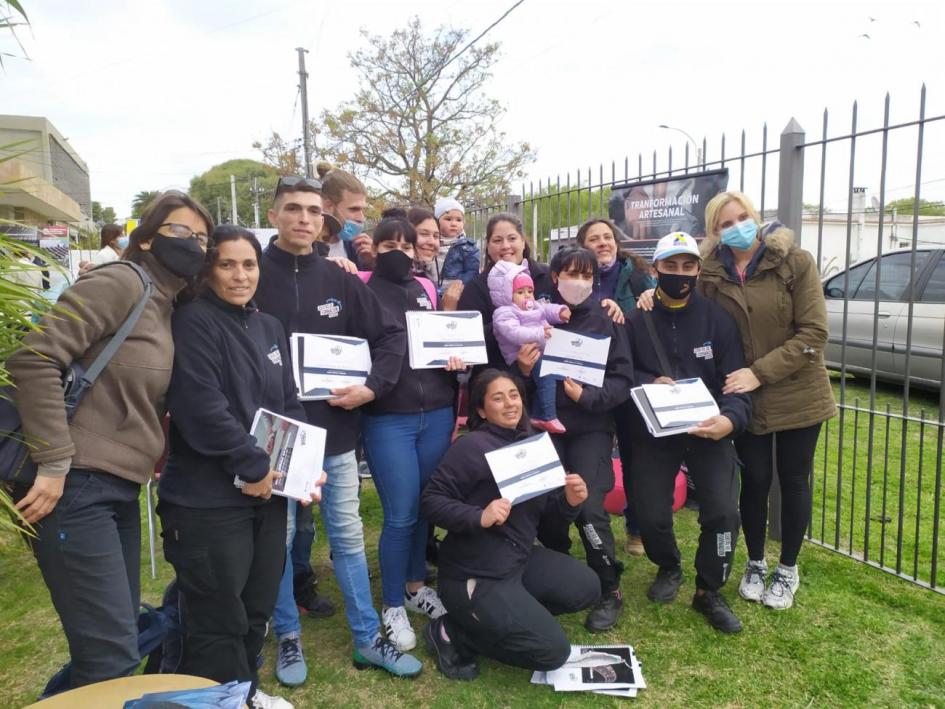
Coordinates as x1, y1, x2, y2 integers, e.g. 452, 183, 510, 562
375, 249, 414, 282
149, 234, 206, 278
657, 272, 697, 301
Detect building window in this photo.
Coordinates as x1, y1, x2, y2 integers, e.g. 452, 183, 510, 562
13, 207, 26, 222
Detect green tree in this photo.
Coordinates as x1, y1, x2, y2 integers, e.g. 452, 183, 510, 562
91, 200, 117, 226
884, 197, 945, 216
131, 190, 161, 218
188, 159, 279, 227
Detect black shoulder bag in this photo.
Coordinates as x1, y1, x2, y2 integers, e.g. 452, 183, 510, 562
641, 310, 673, 379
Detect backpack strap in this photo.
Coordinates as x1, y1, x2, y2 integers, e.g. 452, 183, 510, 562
642, 310, 673, 378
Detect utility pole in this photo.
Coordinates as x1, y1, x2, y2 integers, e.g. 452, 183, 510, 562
297, 46, 313, 178
252, 176, 261, 228
230, 174, 239, 224
216, 197, 222, 225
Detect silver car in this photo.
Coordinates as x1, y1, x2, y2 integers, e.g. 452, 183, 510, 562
823, 248, 944, 390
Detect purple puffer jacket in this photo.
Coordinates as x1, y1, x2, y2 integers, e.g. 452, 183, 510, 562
488, 260, 566, 365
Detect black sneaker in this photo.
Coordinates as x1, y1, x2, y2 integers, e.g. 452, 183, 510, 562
647, 566, 683, 603
298, 591, 336, 619
584, 590, 623, 633
423, 617, 479, 681
692, 590, 742, 634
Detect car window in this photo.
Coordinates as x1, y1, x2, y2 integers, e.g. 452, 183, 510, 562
919, 256, 945, 303
854, 251, 929, 301
824, 260, 872, 298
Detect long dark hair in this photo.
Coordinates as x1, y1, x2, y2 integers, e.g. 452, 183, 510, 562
124, 190, 214, 265
483, 212, 532, 272
467, 368, 529, 431
575, 217, 648, 273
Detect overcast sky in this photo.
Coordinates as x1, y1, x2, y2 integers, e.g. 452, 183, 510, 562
3, 0, 943, 219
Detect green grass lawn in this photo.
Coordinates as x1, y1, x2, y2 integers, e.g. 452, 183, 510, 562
2, 477, 944, 708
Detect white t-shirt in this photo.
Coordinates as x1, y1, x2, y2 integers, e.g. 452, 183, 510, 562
92, 246, 119, 265
327, 239, 347, 259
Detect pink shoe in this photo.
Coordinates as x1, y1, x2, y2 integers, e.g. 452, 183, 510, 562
530, 418, 567, 434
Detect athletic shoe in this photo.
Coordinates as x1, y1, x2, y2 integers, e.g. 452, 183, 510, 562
353, 634, 422, 678
762, 566, 800, 610
691, 591, 742, 634
274, 632, 307, 687
383, 605, 417, 652
647, 566, 683, 603
584, 590, 623, 633
530, 418, 567, 434
424, 617, 479, 681
738, 559, 768, 603
298, 591, 336, 619
357, 460, 372, 480
250, 689, 294, 709
624, 534, 645, 557
404, 585, 447, 619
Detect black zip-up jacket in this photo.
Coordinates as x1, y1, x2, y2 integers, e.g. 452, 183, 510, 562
255, 239, 406, 456
160, 291, 305, 508
624, 291, 752, 439
363, 271, 457, 416
421, 422, 581, 581
457, 259, 556, 371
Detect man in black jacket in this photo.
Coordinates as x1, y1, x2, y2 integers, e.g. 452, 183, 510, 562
623, 232, 751, 634
254, 177, 422, 680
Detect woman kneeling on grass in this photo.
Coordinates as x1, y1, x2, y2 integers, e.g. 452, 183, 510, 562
420, 369, 600, 680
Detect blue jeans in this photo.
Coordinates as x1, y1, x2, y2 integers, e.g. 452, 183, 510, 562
291, 503, 316, 578
320, 450, 379, 647
531, 357, 558, 421
271, 500, 301, 638
362, 407, 454, 608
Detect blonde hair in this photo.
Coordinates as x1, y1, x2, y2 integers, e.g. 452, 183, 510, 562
703, 191, 761, 248
316, 161, 366, 205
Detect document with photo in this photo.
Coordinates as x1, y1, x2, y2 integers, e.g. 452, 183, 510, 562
246, 408, 326, 502
405, 310, 488, 369
484, 432, 566, 505
291, 333, 371, 400
540, 329, 611, 388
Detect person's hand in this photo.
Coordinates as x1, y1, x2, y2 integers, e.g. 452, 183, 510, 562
326, 257, 358, 274
353, 234, 375, 270
636, 288, 655, 311
601, 299, 625, 324
299, 471, 328, 507
481, 498, 512, 528
559, 306, 571, 322
563, 473, 588, 507
543, 325, 554, 339
723, 368, 762, 395
516, 343, 540, 376
653, 376, 676, 386
687, 415, 734, 441
78, 260, 94, 275
16, 475, 65, 524
445, 355, 466, 371
241, 470, 283, 500
329, 384, 376, 410
562, 377, 583, 402
441, 281, 464, 311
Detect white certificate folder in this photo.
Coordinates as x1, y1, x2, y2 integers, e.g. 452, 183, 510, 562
540, 329, 611, 388
290, 333, 371, 400
484, 432, 566, 505
630, 378, 720, 438
247, 408, 326, 502
405, 311, 488, 369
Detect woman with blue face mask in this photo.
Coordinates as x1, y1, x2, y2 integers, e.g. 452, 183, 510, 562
91, 223, 129, 266
698, 191, 835, 612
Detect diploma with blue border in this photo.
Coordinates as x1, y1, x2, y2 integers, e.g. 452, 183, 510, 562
405, 310, 488, 369
540, 329, 611, 388
290, 333, 372, 400
630, 378, 720, 437
484, 432, 566, 505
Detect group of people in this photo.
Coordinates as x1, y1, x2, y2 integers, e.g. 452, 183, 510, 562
6, 164, 836, 708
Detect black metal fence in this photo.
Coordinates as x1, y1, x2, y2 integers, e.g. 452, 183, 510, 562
466, 85, 945, 594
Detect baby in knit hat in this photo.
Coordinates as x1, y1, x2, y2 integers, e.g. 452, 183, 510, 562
433, 196, 481, 288
488, 260, 571, 433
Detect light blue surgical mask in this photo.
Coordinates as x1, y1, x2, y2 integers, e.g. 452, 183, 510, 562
720, 220, 759, 250
338, 219, 363, 242
116, 236, 129, 249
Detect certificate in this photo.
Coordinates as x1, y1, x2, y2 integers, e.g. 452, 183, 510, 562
540, 329, 611, 388
484, 432, 566, 505
290, 333, 371, 400
246, 408, 326, 502
405, 310, 487, 369
631, 377, 720, 437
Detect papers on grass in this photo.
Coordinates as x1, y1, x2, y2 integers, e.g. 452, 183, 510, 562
405, 310, 488, 369
244, 408, 326, 502
531, 645, 646, 699
484, 432, 566, 505
290, 333, 372, 400
540, 328, 611, 388
631, 377, 720, 438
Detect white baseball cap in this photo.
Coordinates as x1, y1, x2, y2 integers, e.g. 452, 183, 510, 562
653, 231, 701, 261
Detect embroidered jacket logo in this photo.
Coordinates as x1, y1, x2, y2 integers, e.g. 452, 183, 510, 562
317, 298, 342, 319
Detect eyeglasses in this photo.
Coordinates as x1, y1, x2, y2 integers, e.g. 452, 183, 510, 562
159, 223, 210, 247
275, 175, 323, 196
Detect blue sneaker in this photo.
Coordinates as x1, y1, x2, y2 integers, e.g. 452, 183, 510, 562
275, 632, 307, 687
353, 634, 422, 678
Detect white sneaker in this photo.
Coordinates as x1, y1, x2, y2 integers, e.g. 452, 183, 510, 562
382, 605, 417, 651
404, 584, 447, 619
738, 559, 768, 603
762, 566, 800, 610
251, 689, 294, 709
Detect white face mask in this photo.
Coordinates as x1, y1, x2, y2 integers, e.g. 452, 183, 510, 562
557, 277, 593, 306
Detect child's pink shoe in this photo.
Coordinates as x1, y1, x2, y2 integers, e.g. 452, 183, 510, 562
530, 418, 567, 435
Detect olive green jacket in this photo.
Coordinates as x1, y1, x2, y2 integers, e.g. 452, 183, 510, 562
698, 225, 837, 434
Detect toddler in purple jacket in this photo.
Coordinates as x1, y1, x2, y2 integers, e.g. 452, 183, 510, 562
488, 261, 571, 433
